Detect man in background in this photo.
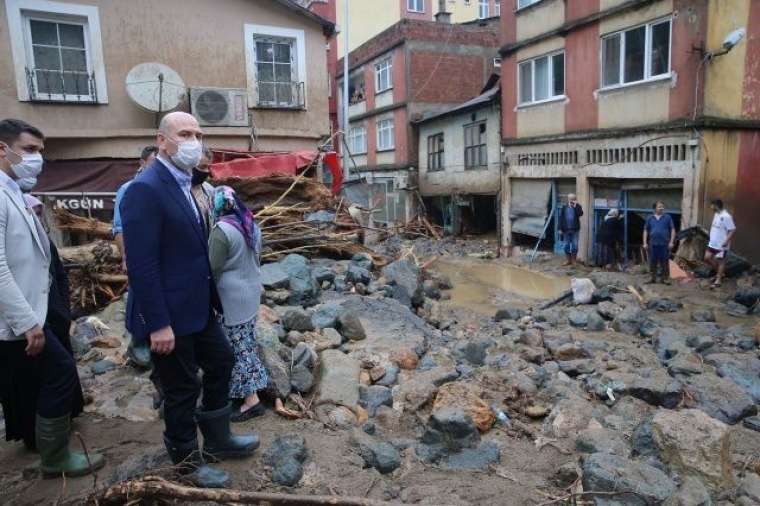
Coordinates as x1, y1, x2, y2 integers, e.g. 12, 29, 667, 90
113, 145, 157, 368
643, 201, 676, 284
704, 198, 736, 289
559, 193, 584, 266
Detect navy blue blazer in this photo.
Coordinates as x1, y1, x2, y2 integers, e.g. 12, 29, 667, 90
121, 159, 220, 341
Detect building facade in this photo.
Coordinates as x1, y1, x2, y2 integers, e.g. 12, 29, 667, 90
337, 17, 500, 224
499, 0, 760, 263
416, 77, 501, 235
336, 0, 502, 54
1, 0, 334, 162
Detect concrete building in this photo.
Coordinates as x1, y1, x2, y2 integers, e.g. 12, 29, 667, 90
416, 76, 501, 235
499, 0, 760, 263
337, 17, 500, 224
0, 0, 334, 160
336, 0, 502, 54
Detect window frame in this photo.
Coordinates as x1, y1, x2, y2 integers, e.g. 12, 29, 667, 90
517, 50, 565, 106
427, 132, 444, 171
376, 118, 395, 152
516, 0, 542, 10
5, 0, 108, 103
348, 125, 367, 155
478, 0, 489, 19
252, 35, 298, 108
599, 17, 673, 91
244, 23, 307, 109
463, 121, 488, 170
495, 0, 501, 16
374, 57, 393, 94
407, 0, 424, 13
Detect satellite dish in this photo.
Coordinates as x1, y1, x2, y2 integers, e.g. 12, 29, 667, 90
126, 62, 186, 113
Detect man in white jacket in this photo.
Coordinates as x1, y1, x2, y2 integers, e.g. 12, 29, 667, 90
0, 118, 103, 478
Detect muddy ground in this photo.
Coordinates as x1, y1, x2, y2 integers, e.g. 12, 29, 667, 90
1, 236, 760, 506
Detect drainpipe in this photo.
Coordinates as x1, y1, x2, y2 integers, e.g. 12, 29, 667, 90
342, 0, 350, 180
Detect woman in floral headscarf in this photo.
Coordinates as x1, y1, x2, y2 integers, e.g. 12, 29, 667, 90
209, 186, 268, 422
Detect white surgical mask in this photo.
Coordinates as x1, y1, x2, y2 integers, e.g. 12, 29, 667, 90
170, 139, 203, 172
10, 152, 44, 181
18, 176, 38, 191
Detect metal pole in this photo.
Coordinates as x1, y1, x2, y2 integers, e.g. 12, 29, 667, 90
342, 0, 350, 180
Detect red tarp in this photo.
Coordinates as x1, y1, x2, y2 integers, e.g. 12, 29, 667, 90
209, 150, 319, 179
209, 150, 343, 195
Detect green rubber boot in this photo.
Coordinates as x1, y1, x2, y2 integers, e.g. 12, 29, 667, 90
36, 414, 105, 479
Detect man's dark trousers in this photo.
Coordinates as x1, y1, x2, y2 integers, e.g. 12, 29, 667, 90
151, 315, 234, 443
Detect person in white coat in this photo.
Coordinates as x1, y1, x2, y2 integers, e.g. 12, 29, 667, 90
0, 119, 103, 478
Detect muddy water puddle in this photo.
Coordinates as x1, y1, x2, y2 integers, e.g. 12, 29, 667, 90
433, 257, 569, 315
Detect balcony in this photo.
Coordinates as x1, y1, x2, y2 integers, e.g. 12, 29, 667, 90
255, 81, 305, 109
26, 67, 98, 103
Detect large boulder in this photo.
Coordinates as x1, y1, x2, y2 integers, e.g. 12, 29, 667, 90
432, 382, 495, 433
704, 353, 760, 402
685, 373, 756, 424
396, 366, 459, 412
350, 430, 400, 474
359, 385, 393, 417
260, 263, 290, 289
735, 286, 760, 307
651, 408, 733, 489
280, 254, 320, 306
582, 453, 676, 506
281, 308, 314, 332
345, 264, 372, 285
311, 303, 341, 330
612, 306, 645, 335
317, 350, 360, 410
263, 434, 308, 487
337, 309, 366, 341
381, 258, 423, 307
261, 346, 291, 399
584, 369, 683, 409
421, 407, 480, 452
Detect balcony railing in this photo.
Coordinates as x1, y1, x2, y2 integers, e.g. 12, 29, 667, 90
26, 67, 97, 103
256, 81, 305, 109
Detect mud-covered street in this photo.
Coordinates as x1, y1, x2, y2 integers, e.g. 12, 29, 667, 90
2, 237, 759, 505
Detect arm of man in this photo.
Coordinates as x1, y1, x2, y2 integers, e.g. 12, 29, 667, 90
121, 182, 174, 354
50, 242, 71, 312
0, 195, 44, 355
642, 224, 648, 249
576, 204, 584, 218
723, 215, 737, 248
669, 216, 676, 249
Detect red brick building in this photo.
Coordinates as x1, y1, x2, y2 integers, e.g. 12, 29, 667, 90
337, 17, 500, 224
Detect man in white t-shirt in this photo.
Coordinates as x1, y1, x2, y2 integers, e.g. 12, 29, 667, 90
704, 198, 736, 288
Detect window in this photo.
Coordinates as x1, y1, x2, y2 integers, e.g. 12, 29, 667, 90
601, 18, 671, 88
517, 0, 541, 8
518, 51, 564, 105
479, 0, 489, 19
375, 58, 393, 93
464, 122, 487, 169
254, 37, 300, 107
245, 24, 307, 109
377, 119, 395, 151
407, 0, 424, 12
5, 1, 108, 103
427, 133, 444, 171
348, 74, 366, 104
495, 0, 501, 16
348, 126, 367, 154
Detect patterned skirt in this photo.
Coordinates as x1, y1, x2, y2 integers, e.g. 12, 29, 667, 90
220, 316, 269, 399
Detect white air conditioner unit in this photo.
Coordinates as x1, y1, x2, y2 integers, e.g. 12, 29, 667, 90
395, 175, 409, 190
190, 87, 248, 127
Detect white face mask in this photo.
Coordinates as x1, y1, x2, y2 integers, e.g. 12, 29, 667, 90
18, 176, 38, 191
170, 139, 203, 172
10, 152, 44, 181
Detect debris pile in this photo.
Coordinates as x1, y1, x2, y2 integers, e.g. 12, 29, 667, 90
53, 175, 384, 315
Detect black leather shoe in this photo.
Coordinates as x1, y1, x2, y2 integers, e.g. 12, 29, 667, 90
127, 337, 152, 369
164, 436, 230, 488
196, 404, 259, 461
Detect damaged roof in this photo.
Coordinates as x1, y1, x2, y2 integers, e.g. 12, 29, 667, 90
271, 0, 335, 35
415, 77, 500, 124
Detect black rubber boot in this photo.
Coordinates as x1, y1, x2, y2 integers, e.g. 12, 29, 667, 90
164, 436, 230, 488
36, 414, 105, 479
196, 403, 259, 461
